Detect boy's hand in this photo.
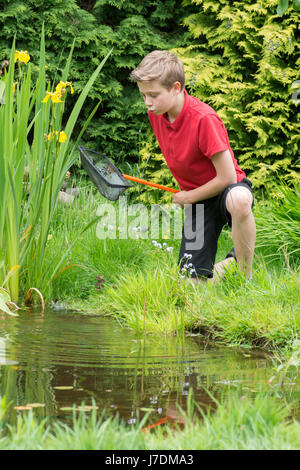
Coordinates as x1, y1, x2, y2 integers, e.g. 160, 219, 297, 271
172, 191, 191, 208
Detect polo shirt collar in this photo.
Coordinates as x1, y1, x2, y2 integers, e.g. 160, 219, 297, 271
162, 89, 190, 130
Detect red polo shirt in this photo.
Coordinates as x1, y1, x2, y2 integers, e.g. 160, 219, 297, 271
148, 90, 245, 191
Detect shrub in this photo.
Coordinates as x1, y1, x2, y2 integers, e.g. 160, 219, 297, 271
137, 0, 300, 198
177, 0, 300, 188
0, 0, 194, 168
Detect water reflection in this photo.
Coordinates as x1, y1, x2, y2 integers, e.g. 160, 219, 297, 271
0, 309, 298, 426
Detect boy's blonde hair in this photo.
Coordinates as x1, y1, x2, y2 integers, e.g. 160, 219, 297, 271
130, 50, 185, 91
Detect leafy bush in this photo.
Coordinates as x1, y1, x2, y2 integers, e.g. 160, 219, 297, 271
0, 0, 194, 168
137, 0, 299, 199
177, 0, 300, 188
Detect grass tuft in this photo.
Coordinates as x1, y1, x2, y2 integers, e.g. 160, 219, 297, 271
0, 391, 299, 450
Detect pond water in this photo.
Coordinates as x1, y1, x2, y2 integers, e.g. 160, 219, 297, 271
0, 309, 299, 428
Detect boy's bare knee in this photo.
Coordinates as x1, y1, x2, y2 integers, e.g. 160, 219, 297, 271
226, 187, 253, 219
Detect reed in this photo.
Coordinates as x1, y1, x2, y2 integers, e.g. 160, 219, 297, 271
0, 30, 111, 302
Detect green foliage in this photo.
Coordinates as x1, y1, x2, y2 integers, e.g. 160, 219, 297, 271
0, 31, 110, 301
49, 181, 155, 301
255, 182, 300, 263
0, 391, 299, 449
0, 288, 18, 316
0, 0, 193, 168
80, 0, 193, 164
277, 0, 300, 15
100, 254, 300, 347
0, 1, 298, 196
172, 0, 300, 188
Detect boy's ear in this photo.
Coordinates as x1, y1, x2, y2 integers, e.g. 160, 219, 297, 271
172, 81, 182, 94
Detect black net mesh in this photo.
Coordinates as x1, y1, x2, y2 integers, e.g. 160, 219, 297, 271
79, 146, 132, 201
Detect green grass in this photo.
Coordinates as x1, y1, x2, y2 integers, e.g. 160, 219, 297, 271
255, 183, 300, 266
0, 390, 299, 450
28, 179, 300, 353
2, 181, 300, 450
44, 179, 160, 301
95, 261, 299, 349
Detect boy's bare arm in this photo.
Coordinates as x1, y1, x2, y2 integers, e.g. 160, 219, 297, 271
172, 150, 237, 207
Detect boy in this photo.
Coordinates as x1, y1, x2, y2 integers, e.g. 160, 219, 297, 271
130, 51, 255, 281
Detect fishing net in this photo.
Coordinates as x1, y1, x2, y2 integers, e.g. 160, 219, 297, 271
79, 146, 132, 201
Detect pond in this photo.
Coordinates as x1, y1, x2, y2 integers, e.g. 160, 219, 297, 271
0, 309, 299, 428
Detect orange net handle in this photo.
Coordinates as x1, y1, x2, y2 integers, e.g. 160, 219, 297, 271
122, 174, 179, 194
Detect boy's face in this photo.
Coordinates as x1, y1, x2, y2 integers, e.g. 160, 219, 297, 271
137, 80, 181, 116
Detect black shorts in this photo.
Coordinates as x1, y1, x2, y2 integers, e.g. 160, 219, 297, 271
178, 178, 254, 278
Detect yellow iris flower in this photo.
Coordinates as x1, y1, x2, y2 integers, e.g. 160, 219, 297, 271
42, 81, 74, 104
42, 91, 63, 104
47, 130, 67, 143
58, 131, 67, 143
56, 81, 74, 95
14, 50, 30, 64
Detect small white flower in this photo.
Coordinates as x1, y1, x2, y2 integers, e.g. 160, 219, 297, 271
166, 246, 173, 252
128, 418, 136, 424
163, 242, 167, 247
150, 395, 158, 403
